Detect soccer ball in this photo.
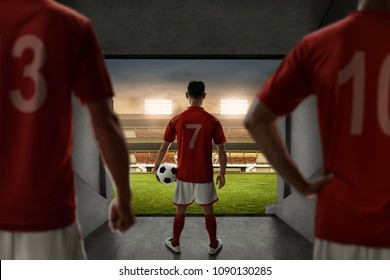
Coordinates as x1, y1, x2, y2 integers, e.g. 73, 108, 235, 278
157, 163, 177, 185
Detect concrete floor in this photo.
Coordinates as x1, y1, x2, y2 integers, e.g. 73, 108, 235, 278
84, 215, 313, 260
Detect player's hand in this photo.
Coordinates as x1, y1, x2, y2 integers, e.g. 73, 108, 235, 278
153, 165, 160, 182
109, 198, 136, 234
154, 171, 160, 182
300, 173, 334, 198
216, 174, 225, 189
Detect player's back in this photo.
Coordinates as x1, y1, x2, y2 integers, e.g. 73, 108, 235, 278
167, 106, 225, 183
0, 0, 111, 230
304, 11, 390, 246
308, 12, 390, 192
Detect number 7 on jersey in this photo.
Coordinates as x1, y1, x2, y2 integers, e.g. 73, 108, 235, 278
186, 124, 202, 149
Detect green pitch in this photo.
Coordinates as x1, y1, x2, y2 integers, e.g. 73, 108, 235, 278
128, 173, 277, 215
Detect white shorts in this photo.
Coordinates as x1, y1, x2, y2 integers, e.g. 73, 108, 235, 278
314, 238, 390, 260
174, 180, 218, 206
0, 222, 86, 260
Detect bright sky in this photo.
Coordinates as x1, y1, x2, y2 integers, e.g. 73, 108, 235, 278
105, 59, 281, 116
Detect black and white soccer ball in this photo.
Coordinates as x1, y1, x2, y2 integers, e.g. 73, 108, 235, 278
156, 163, 177, 185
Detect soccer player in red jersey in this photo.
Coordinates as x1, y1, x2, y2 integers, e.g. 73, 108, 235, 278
245, 0, 390, 259
0, 0, 136, 259
154, 80, 227, 255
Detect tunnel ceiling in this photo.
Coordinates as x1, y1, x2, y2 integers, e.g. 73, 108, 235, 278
58, 0, 355, 56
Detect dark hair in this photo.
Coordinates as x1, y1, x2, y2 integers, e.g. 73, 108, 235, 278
187, 80, 205, 99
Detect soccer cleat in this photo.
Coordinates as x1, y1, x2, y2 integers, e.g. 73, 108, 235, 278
165, 237, 181, 253
208, 238, 223, 255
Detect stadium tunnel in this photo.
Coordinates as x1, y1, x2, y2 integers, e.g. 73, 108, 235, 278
60, 0, 356, 259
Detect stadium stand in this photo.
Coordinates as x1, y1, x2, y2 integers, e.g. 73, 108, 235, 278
129, 151, 273, 174
124, 127, 251, 140
123, 120, 273, 174
223, 127, 251, 139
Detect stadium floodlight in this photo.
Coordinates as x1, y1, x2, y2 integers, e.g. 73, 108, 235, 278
220, 99, 248, 115
144, 99, 173, 115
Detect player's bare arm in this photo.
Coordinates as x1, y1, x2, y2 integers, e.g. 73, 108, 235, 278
244, 99, 332, 197
86, 99, 136, 233
358, 0, 390, 10
216, 143, 227, 189
154, 141, 172, 181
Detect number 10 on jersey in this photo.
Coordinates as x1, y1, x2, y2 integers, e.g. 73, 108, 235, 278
339, 51, 390, 136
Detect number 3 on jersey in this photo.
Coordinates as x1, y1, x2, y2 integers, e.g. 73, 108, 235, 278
1, 35, 47, 113
186, 124, 202, 149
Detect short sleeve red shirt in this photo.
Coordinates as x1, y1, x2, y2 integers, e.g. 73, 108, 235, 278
0, 0, 113, 231
258, 11, 390, 247
164, 106, 226, 183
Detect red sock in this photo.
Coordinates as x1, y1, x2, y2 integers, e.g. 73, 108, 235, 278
172, 214, 185, 246
205, 214, 217, 248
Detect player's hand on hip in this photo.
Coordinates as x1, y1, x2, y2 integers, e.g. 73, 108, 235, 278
216, 174, 225, 189
301, 173, 334, 198
109, 198, 136, 234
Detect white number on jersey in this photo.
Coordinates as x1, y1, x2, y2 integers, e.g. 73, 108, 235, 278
186, 124, 202, 149
1, 35, 47, 113
338, 51, 390, 136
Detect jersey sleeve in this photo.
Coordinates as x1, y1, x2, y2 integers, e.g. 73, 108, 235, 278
258, 38, 314, 115
213, 120, 226, 145
72, 20, 114, 103
163, 119, 176, 143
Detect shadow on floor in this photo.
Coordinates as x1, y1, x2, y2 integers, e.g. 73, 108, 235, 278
84, 215, 313, 260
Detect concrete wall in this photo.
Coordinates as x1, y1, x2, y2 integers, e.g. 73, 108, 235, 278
72, 97, 113, 236
275, 97, 321, 241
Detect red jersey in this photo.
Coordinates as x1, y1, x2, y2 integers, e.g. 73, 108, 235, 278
0, 0, 114, 231
259, 11, 390, 247
164, 106, 226, 183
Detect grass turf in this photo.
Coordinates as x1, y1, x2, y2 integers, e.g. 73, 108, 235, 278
128, 173, 276, 215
